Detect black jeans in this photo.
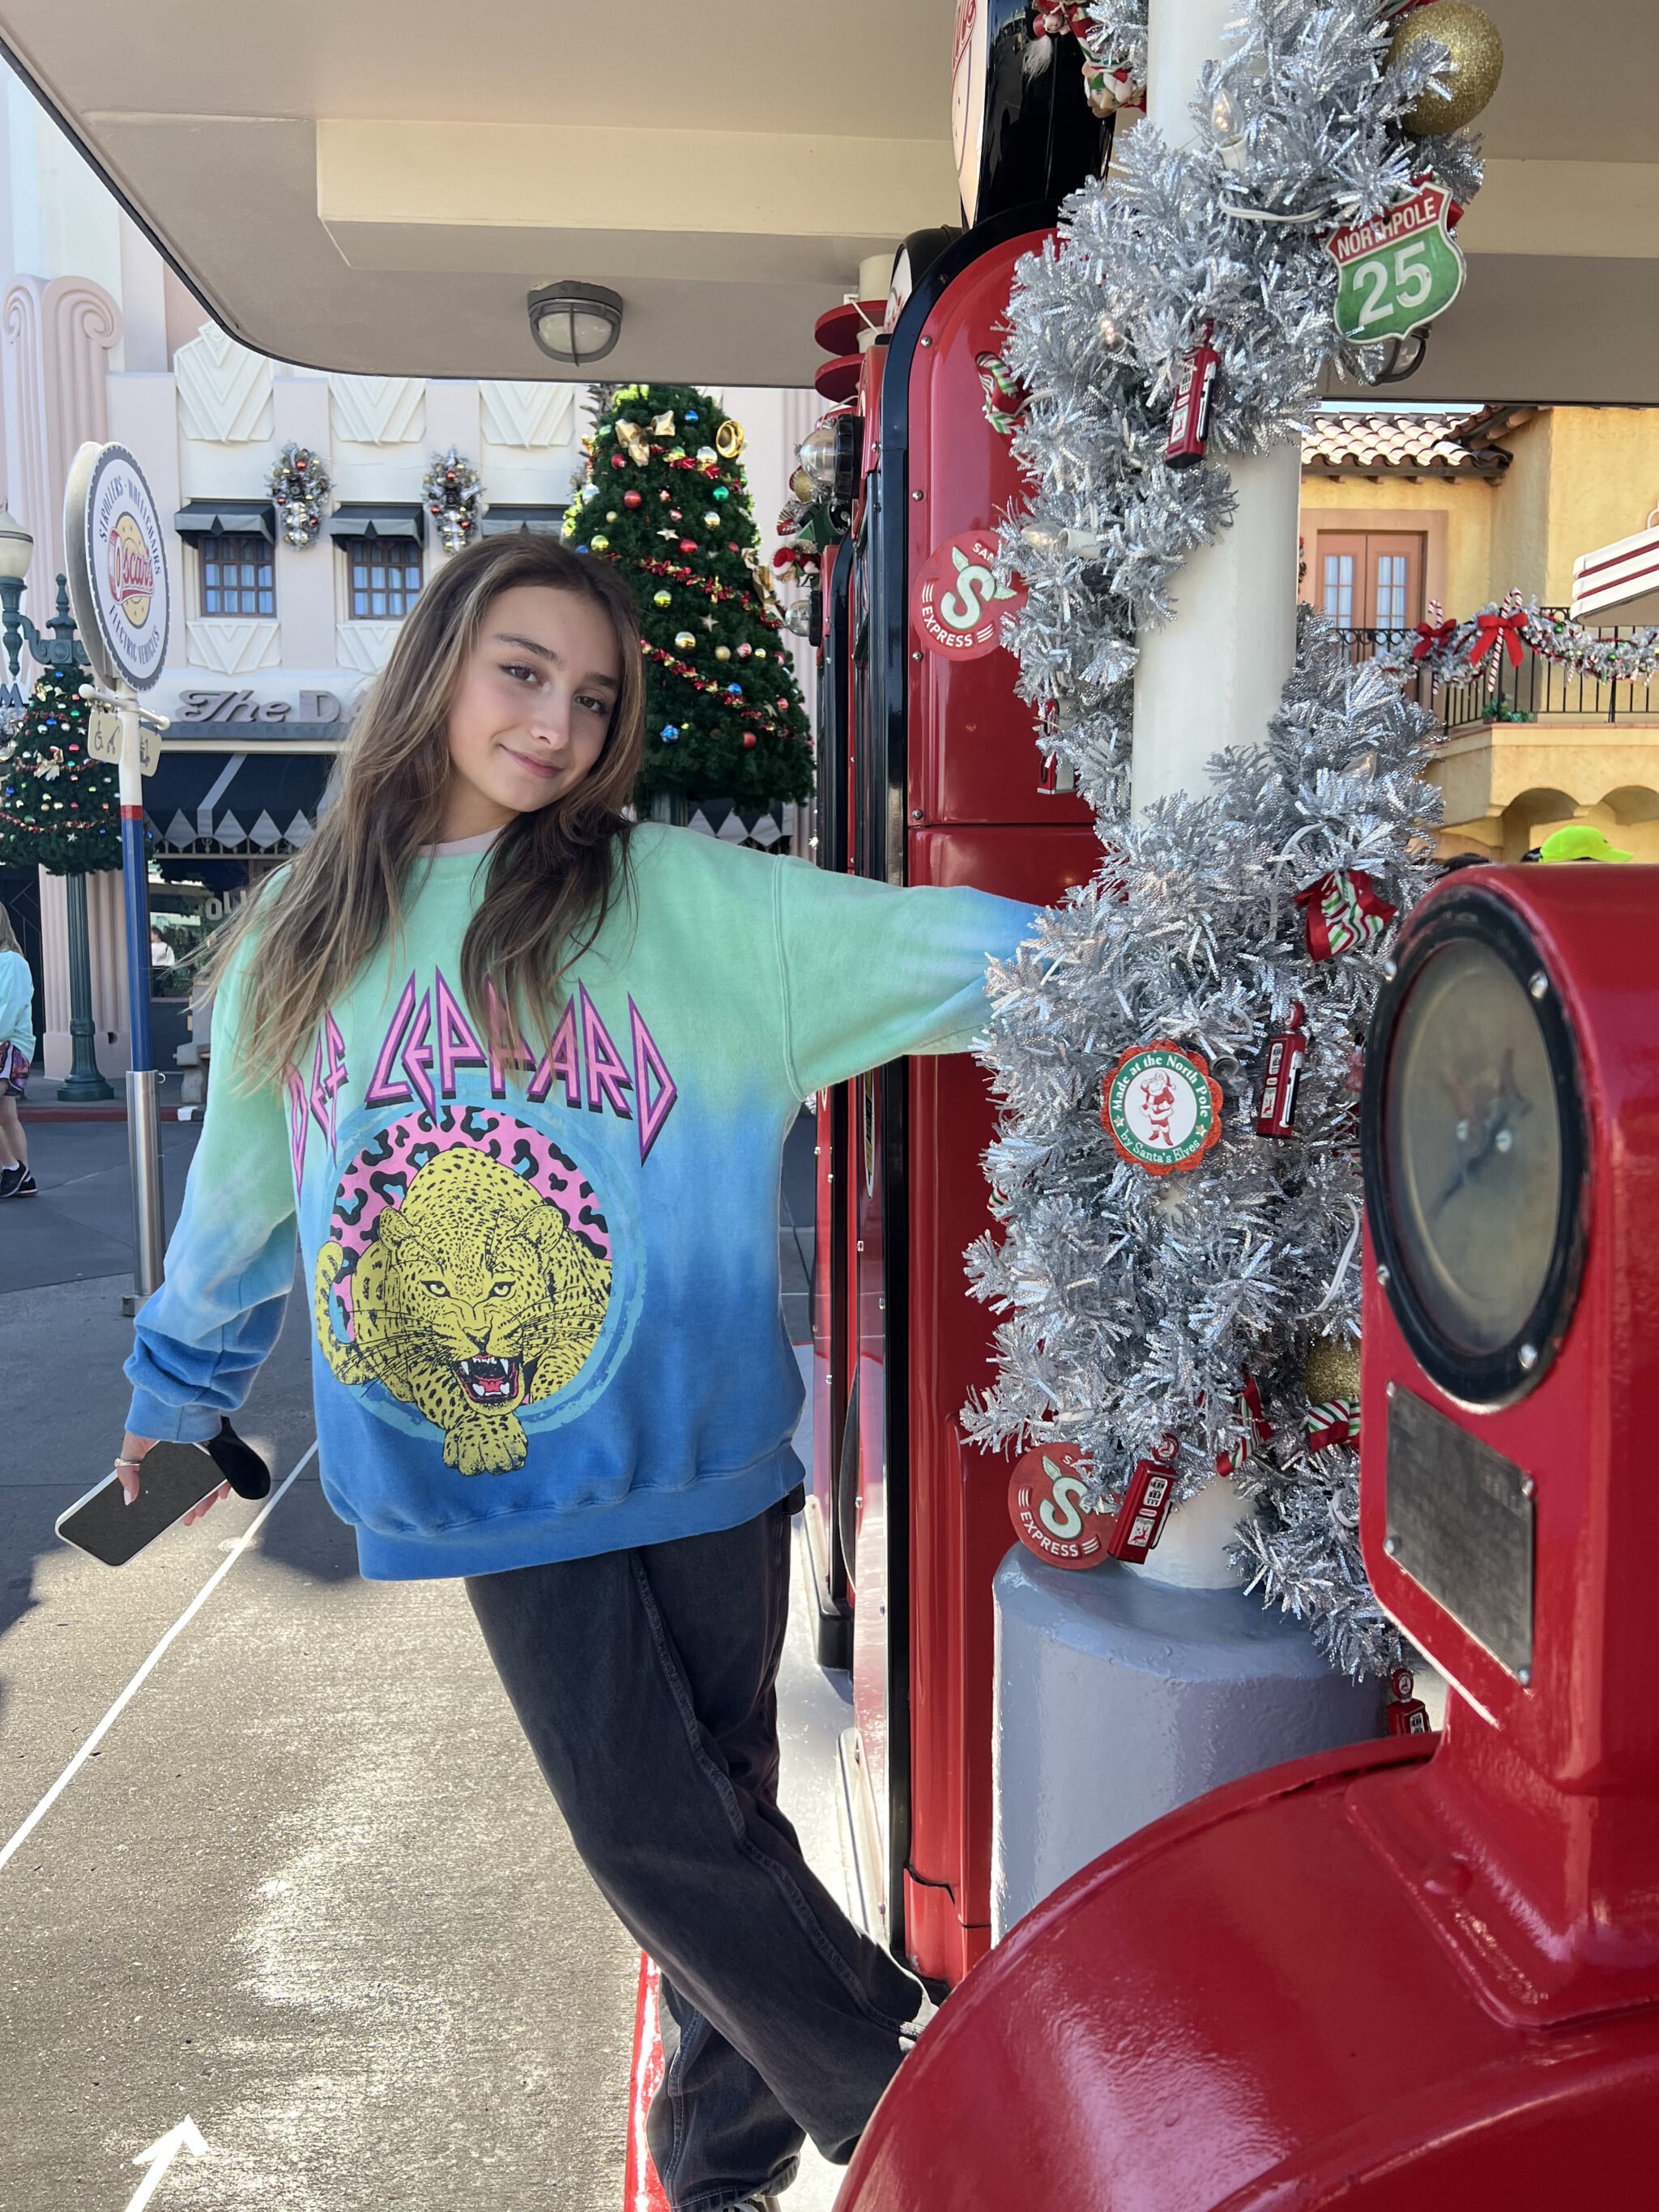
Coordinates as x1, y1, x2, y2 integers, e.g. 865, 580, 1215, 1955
466, 1490, 923, 2212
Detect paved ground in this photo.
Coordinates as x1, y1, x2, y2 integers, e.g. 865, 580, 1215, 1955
0, 1115, 838, 2212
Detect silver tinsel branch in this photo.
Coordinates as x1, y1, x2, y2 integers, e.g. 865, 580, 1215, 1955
966, 0, 1478, 1677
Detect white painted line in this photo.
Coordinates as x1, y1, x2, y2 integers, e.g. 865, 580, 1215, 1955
126, 2117, 208, 2210
0, 1443, 316, 1876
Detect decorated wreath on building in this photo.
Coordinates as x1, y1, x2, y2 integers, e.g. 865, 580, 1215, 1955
267, 441, 332, 548
424, 446, 488, 554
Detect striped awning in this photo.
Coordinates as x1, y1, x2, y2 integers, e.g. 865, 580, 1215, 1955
144, 750, 335, 855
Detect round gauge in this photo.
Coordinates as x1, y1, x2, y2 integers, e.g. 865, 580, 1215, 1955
1363, 889, 1589, 1404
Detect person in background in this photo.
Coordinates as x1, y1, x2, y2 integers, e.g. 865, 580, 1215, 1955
1537, 825, 1632, 863
0, 899, 37, 1199
149, 923, 177, 974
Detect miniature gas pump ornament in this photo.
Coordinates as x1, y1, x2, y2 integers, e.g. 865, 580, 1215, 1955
1104, 1435, 1179, 1562
1165, 325, 1220, 468
1252, 1001, 1307, 1138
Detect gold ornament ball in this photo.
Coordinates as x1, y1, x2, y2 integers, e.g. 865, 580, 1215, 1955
591, 534, 610, 551
606, 510, 619, 522
1387, 2, 1503, 136
653, 590, 672, 607
675, 629, 697, 650
1305, 1336, 1361, 1405
715, 645, 731, 661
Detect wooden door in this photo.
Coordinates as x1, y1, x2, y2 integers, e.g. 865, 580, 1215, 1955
1316, 531, 1426, 635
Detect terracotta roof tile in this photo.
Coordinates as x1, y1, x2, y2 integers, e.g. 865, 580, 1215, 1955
1302, 407, 1518, 479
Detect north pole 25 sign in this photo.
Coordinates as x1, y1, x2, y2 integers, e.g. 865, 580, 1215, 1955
912, 531, 1026, 659
79, 443, 171, 691
1327, 182, 1465, 345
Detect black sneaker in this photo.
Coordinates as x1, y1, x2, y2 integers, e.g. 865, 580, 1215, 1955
0, 1164, 22, 1199
5, 1166, 36, 1198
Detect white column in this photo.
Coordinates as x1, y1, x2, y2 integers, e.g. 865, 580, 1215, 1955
1126, 0, 1302, 1588
1130, 0, 1300, 809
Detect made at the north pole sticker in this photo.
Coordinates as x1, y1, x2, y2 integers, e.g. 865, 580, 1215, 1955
911, 531, 1026, 659
1008, 1442, 1107, 1570
1102, 1041, 1223, 1175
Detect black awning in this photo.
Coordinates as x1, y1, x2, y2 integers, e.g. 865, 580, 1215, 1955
328, 503, 426, 544
173, 500, 276, 542
479, 504, 565, 538
145, 750, 336, 855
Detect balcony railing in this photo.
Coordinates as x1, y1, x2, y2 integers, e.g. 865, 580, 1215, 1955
1341, 615, 1659, 734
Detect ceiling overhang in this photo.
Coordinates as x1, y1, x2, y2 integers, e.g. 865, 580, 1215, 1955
0, 1, 1653, 396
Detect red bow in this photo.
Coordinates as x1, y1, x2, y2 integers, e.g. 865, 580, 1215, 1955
1469, 609, 1527, 669
1032, 2, 1092, 33
1411, 619, 1456, 662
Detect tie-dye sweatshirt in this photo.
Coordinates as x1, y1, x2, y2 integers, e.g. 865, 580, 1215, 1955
126, 823, 1038, 1579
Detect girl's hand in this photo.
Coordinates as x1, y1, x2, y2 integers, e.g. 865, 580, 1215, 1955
114, 1433, 232, 1524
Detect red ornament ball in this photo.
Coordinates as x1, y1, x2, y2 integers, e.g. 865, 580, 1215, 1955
623, 490, 642, 509
610, 452, 628, 471
679, 539, 697, 553
742, 732, 758, 750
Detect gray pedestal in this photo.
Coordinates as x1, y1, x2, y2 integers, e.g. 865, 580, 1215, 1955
992, 1546, 1385, 1939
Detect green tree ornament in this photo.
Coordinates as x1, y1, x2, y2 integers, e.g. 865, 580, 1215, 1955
0, 668, 122, 875
565, 382, 815, 811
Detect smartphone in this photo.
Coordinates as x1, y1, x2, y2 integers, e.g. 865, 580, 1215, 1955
56, 1425, 271, 1568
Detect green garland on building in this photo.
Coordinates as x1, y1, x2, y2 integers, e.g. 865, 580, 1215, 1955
0, 669, 122, 875
564, 381, 815, 811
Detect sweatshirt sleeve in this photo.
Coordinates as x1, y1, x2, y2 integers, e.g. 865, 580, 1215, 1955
770, 854, 1038, 1099
0, 951, 35, 1053
124, 939, 298, 1443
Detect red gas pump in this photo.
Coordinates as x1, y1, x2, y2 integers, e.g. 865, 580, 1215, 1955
800, 215, 1107, 1983
837, 864, 1659, 2206
793, 0, 1116, 1992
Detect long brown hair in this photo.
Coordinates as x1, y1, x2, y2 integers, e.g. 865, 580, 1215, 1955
0, 901, 19, 957
216, 534, 646, 1084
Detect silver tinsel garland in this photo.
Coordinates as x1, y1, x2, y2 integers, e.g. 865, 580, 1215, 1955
966, 0, 1476, 1677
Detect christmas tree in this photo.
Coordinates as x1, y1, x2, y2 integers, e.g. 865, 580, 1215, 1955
0, 668, 121, 875
961, 0, 1497, 1676
563, 382, 814, 812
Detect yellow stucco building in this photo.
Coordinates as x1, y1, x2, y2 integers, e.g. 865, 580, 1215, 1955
1300, 406, 1659, 861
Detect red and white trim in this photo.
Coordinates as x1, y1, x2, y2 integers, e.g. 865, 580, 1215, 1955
1572, 522, 1659, 621
625, 1953, 671, 2212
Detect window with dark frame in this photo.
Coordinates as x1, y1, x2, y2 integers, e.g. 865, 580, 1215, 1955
200, 532, 275, 618
348, 537, 423, 620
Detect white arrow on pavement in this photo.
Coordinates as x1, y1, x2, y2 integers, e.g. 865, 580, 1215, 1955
126, 2118, 208, 2210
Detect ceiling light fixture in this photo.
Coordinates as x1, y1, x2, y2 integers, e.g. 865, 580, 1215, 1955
527, 280, 625, 365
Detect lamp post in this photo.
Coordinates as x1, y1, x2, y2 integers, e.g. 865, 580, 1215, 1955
0, 505, 115, 1103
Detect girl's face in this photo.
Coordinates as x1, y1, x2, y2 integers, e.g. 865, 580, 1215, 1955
441, 583, 622, 840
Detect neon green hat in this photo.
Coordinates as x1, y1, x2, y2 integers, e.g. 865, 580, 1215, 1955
1538, 825, 1633, 864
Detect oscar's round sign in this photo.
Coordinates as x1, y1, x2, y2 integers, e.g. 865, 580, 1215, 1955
65, 441, 170, 693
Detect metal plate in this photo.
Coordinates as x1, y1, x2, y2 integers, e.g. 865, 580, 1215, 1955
1385, 1387, 1535, 1681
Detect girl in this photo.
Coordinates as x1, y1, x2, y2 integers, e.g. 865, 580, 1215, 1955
114, 532, 1038, 2212
0, 899, 36, 1199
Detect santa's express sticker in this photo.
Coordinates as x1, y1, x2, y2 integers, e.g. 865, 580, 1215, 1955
912, 531, 1026, 659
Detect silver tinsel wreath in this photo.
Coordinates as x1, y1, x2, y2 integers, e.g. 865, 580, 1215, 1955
965, 0, 1479, 1677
